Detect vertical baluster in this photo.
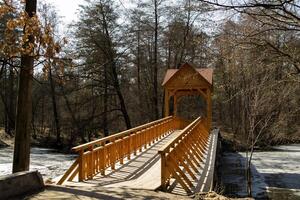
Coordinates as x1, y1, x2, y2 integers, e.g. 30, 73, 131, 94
101, 146, 105, 175
132, 133, 137, 156
144, 128, 148, 149
139, 130, 143, 152
111, 140, 116, 170
116, 139, 120, 163
89, 146, 94, 179
96, 149, 99, 173
83, 154, 87, 180
120, 138, 124, 164
149, 126, 152, 146
127, 137, 131, 160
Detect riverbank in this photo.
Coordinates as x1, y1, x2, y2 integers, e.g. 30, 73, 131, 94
219, 128, 300, 152
0, 146, 76, 182
219, 144, 300, 199
0, 129, 74, 153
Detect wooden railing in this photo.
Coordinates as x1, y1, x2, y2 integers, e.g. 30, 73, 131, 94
57, 116, 186, 185
158, 117, 210, 194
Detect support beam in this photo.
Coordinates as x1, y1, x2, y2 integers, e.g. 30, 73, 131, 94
164, 90, 170, 117
197, 88, 207, 99
206, 89, 212, 130
174, 95, 177, 116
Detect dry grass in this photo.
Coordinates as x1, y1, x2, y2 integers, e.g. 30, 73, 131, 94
195, 192, 254, 200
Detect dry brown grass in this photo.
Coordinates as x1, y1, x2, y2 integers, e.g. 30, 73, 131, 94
195, 192, 254, 200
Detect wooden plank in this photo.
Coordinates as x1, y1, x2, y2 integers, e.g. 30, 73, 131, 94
68, 166, 79, 181
167, 161, 192, 194
168, 155, 193, 188
57, 158, 79, 185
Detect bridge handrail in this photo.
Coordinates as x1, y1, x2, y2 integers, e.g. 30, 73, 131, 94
58, 115, 187, 185
72, 116, 173, 152
158, 117, 202, 154
158, 116, 210, 194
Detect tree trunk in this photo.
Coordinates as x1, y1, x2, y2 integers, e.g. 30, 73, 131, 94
49, 65, 61, 145
111, 61, 132, 129
179, 0, 191, 65
8, 66, 15, 135
103, 64, 109, 137
1, 62, 15, 136
100, 6, 132, 129
2, 63, 8, 134
167, 35, 171, 68
246, 162, 252, 197
13, 0, 37, 174
137, 24, 141, 95
153, 0, 159, 120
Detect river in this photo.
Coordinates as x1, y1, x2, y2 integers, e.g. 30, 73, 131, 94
0, 147, 76, 181
220, 144, 300, 199
1, 145, 300, 199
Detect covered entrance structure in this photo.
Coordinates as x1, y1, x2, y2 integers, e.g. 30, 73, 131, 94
162, 63, 213, 129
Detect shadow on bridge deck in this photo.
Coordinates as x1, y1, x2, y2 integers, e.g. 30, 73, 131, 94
25, 184, 191, 200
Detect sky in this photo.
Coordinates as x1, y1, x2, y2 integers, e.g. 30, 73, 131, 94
43, 0, 85, 25
41, 0, 231, 36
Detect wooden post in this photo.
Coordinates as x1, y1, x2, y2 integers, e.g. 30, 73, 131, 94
174, 94, 177, 116
101, 147, 105, 175
164, 90, 169, 117
206, 89, 212, 130
90, 146, 94, 179
78, 150, 84, 181
133, 134, 137, 156
160, 151, 167, 191
111, 140, 116, 170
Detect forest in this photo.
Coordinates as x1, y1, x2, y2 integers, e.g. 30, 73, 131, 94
1, 0, 299, 149
0, 1, 300, 198
1, 0, 299, 147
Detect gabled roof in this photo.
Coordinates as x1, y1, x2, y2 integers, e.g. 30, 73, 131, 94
162, 63, 213, 86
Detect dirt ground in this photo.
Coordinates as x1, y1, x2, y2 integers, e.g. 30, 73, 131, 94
23, 188, 253, 200
22, 185, 191, 200
20, 186, 255, 200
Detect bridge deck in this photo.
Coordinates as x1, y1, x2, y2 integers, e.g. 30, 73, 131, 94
55, 129, 218, 197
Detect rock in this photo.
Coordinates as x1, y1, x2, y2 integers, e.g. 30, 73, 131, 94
0, 171, 45, 199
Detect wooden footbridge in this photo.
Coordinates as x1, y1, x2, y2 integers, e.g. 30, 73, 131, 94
56, 63, 220, 196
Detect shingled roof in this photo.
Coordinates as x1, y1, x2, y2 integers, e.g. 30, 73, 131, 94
162, 63, 213, 86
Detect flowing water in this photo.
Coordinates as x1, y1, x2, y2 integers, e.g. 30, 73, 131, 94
220, 144, 300, 200
0, 147, 76, 181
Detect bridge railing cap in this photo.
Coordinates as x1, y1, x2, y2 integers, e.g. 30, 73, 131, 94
72, 116, 174, 152
158, 116, 202, 154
